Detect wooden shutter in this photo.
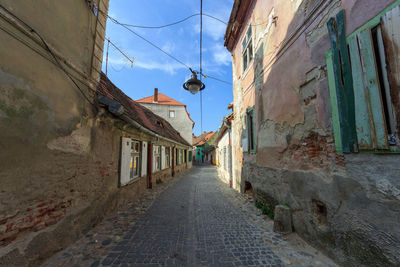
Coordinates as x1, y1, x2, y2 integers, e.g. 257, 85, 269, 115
327, 10, 357, 153
349, 29, 389, 150
141, 141, 147, 177
381, 5, 400, 136
120, 137, 132, 186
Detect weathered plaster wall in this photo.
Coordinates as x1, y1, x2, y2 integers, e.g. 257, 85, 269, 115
229, 0, 400, 265
139, 103, 193, 145
216, 129, 231, 184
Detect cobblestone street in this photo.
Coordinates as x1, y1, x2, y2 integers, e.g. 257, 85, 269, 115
43, 166, 336, 267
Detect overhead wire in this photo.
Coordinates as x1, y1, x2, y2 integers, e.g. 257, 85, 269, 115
0, 3, 95, 105
200, 0, 203, 133
107, 16, 192, 70
106, 14, 233, 85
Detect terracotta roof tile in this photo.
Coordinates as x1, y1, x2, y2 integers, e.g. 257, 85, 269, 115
193, 131, 214, 146
136, 93, 185, 106
97, 73, 190, 147
136, 92, 195, 126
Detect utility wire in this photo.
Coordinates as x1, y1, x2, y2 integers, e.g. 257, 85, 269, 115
107, 15, 233, 85
109, 13, 227, 29
0, 4, 94, 105
200, 0, 203, 133
108, 38, 135, 66
108, 16, 192, 70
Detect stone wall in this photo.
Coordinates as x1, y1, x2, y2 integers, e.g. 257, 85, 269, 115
228, 0, 400, 265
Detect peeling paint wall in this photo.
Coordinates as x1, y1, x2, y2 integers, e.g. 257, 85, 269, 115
228, 0, 400, 265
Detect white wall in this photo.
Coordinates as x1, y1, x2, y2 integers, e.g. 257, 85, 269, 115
139, 103, 193, 145
216, 129, 231, 184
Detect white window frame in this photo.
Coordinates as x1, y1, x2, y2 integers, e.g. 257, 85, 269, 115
153, 145, 161, 172
242, 25, 253, 73
165, 147, 171, 168
169, 110, 175, 118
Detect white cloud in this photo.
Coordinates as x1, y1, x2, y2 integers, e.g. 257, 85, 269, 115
161, 41, 176, 54
212, 43, 231, 66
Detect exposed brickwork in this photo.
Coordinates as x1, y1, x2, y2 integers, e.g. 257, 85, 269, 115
284, 133, 344, 171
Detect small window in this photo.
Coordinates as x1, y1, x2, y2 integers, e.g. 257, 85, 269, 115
247, 107, 256, 153
153, 146, 161, 172
165, 147, 171, 168
169, 110, 175, 118
130, 140, 141, 179
242, 25, 253, 72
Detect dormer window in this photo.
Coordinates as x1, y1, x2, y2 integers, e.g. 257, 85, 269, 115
242, 25, 253, 72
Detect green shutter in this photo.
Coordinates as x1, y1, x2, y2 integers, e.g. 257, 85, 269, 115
349, 29, 389, 150
327, 10, 357, 153
326, 51, 343, 153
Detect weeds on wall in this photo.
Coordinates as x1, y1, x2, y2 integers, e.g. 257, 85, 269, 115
255, 199, 275, 220
156, 178, 163, 184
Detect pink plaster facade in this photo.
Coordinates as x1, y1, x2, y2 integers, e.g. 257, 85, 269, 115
226, 0, 400, 265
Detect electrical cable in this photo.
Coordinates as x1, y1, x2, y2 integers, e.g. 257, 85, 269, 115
108, 16, 192, 70
107, 15, 233, 86
200, 0, 203, 133
0, 4, 95, 105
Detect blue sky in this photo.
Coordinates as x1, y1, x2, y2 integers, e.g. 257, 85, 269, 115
102, 0, 234, 136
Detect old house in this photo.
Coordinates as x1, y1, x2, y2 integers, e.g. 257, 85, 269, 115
136, 88, 194, 145
0, 1, 191, 265
204, 131, 218, 164
224, 0, 400, 265
216, 113, 234, 186
193, 131, 215, 162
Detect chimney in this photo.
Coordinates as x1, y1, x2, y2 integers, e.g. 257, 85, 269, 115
154, 88, 158, 103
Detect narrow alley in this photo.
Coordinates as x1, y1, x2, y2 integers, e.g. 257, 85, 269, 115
43, 166, 335, 267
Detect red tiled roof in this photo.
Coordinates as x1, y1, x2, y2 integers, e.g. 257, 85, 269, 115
136, 92, 195, 127
97, 73, 190, 146
193, 131, 214, 146
136, 93, 185, 106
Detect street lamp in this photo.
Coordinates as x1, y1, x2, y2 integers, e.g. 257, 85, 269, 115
183, 68, 205, 95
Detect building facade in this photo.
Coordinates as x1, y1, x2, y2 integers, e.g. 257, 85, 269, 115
216, 114, 233, 186
136, 88, 194, 145
225, 0, 400, 265
0, 1, 192, 265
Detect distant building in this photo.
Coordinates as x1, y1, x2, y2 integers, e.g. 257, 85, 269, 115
193, 132, 215, 162
136, 88, 194, 145
215, 113, 233, 186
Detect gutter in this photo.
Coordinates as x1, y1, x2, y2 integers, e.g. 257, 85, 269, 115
97, 95, 191, 148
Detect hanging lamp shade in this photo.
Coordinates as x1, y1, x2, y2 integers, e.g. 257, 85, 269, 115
183, 72, 205, 95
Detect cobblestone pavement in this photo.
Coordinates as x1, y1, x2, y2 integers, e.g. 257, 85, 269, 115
43, 165, 336, 267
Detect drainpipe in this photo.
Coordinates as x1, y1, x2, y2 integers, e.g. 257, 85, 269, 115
147, 142, 153, 189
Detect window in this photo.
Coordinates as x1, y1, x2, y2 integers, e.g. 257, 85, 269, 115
120, 138, 142, 187
130, 141, 141, 179
165, 147, 171, 168
326, 9, 398, 153
246, 107, 256, 153
242, 25, 253, 72
169, 110, 175, 118
153, 145, 161, 172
